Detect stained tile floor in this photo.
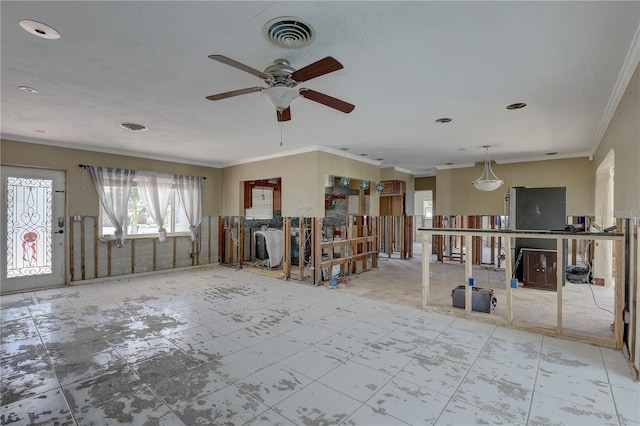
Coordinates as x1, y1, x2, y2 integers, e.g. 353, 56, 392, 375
1, 266, 638, 425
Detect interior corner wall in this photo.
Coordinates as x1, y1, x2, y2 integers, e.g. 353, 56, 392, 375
0, 139, 222, 216
435, 157, 595, 216
221, 151, 322, 218
317, 151, 382, 217
593, 62, 640, 220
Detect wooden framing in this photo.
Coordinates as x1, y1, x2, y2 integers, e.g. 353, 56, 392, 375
421, 227, 625, 348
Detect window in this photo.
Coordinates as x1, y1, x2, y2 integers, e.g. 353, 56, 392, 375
100, 185, 189, 237
245, 187, 273, 220
91, 166, 202, 244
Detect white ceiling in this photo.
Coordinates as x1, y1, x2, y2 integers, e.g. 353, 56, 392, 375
2, 1, 639, 176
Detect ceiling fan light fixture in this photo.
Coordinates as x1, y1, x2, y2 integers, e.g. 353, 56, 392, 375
261, 86, 299, 110
472, 145, 503, 191
375, 182, 386, 192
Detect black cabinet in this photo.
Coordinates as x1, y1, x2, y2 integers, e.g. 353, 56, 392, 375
523, 249, 557, 291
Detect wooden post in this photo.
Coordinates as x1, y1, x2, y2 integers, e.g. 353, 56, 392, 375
465, 236, 473, 315
153, 239, 157, 271
505, 236, 513, 324
173, 236, 177, 268
80, 217, 86, 280
131, 238, 136, 274
388, 216, 393, 258
227, 218, 234, 264
298, 217, 304, 280
615, 218, 624, 349
314, 218, 323, 284
107, 239, 112, 277
93, 217, 99, 279
238, 216, 244, 268
69, 216, 75, 282
490, 215, 496, 266
371, 217, 378, 268
283, 217, 291, 279
422, 232, 430, 308
218, 217, 225, 264
556, 238, 563, 334
208, 216, 212, 264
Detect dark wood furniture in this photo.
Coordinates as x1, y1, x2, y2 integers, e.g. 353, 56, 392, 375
523, 248, 558, 291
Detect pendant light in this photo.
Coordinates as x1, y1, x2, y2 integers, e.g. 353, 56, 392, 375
472, 145, 503, 191
339, 148, 351, 187
359, 153, 370, 189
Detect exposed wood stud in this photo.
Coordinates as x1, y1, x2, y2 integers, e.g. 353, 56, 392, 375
80, 216, 86, 280
173, 236, 177, 268
94, 216, 98, 278
238, 217, 244, 268
131, 238, 136, 274
107, 240, 112, 277
69, 216, 75, 282
556, 238, 563, 334
298, 217, 304, 280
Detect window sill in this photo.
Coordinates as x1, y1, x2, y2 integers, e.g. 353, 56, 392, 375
98, 233, 191, 242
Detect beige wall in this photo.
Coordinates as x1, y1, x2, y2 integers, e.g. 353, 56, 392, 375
222, 151, 321, 217
435, 157, 595, 216
594, 62, 640, 219
1, 139, 222, 216
220, 150, 383, 218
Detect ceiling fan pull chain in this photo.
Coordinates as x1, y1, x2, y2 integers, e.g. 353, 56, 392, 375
280, 121, 283, 147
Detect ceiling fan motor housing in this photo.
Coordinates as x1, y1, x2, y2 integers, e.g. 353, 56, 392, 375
263, 59, 298, 87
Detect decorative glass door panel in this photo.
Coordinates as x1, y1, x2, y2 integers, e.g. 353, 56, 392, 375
2, 167, 65, 293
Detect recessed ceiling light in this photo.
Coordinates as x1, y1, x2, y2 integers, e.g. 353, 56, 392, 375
435, 117, 452, 123
19, 20, 60, 40
545, 152, 558, 156
18, 86, 38, 94
120, 123, 148, 132
506, 102, 527, 110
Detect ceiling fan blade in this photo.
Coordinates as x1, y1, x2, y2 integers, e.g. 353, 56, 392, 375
299, 89, 355, 113
277, 107, 291, 122
206, 87, 263, 101
290, 56, 343, 82
208, 55, 270, 80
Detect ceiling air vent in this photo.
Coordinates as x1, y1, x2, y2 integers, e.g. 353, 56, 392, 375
120, 122, 148, 131
263, 17, 315, 49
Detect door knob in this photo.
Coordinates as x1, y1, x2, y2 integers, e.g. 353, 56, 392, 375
57, 230, 64, 234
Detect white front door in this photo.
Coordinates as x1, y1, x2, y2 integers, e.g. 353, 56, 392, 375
1, 166, 66, 293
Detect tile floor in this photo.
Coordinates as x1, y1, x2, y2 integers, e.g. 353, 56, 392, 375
1, 266, 638, 425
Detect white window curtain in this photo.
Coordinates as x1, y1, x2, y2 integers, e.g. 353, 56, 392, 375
89, 166, 135, 248
175, 175, 203, 241
136, 171, 174, 242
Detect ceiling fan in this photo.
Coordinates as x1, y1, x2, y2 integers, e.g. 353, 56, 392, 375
206, 55, 355, 122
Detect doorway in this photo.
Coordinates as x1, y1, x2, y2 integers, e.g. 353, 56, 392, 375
1, 166, 66, 293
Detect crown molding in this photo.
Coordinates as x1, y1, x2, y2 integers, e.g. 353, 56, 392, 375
591, 23, 640, 155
